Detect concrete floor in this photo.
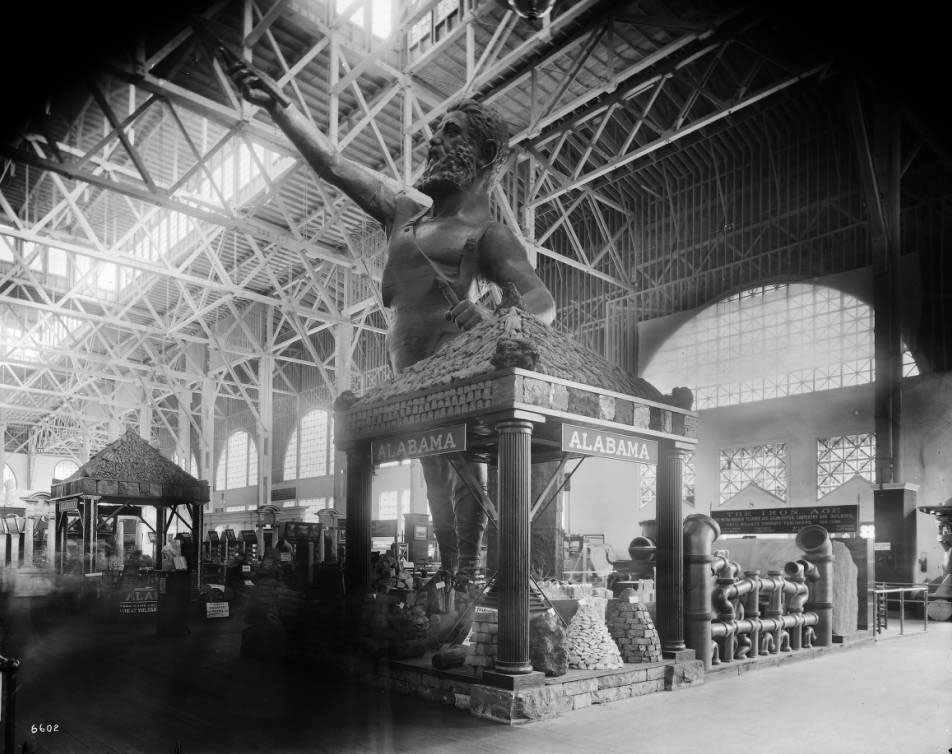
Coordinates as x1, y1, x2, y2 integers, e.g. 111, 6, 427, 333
5, 600, 950, 754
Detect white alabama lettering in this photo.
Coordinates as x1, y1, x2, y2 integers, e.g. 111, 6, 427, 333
562, 425, 656, 463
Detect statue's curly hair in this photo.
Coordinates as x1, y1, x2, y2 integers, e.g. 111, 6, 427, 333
447, 98, 510, 181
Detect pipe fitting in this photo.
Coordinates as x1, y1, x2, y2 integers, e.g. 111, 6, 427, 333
796, 525, 833, 647
683, 514, 721, 669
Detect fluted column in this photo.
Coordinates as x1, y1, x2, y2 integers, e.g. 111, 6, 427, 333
344, 444, 373, 596
494, 419, 534, 674
657, 440, 690, 656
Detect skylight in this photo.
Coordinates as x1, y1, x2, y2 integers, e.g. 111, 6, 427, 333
336, 0, 393, 39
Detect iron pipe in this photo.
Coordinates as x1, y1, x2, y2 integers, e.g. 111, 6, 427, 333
711, 612, 818, 639
796, 525, 834, 647
683, 513, 721, 669
743, 569, 762, 657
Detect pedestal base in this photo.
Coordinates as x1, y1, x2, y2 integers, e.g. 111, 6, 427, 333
481, 669, 545, 690
662, 648, 696, 662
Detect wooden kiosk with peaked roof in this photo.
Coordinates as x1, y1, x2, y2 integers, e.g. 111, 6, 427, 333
335, 304, 699, 688
50, 428, 210, 582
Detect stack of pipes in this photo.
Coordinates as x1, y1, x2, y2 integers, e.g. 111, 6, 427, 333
683, 515, 834, 669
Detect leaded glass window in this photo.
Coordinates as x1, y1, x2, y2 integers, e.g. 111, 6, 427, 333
817, 433, 876, 498
378, 490, 398, 519
642, 284, 918, 409
216, 430, 257, 490
284, 409, 334, 481
52, 459, 78, 481
638, 455, 695, 508
719, 443, 787, 503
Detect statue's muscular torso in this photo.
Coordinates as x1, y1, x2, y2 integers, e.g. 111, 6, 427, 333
381, 197, 488, 373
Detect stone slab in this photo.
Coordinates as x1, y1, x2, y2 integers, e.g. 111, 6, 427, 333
481, 670, 545, 690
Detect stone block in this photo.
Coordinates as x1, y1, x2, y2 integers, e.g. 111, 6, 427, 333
567, 388, 599, 418
530, 610, 568, 677
614, 400, 634, 425
598, 394, 616, 421
454, 693, 471, 709
561, 678, 598, 695
98, 479, 119, 496
572, 692, 592, 710
631, 678, 665, 696
517, 686, 564, 721
665, 660, 705, 690
632, 405, 651, 429
551, 383, 569, 411
469, 685, 516, 723
523, 377, 550, 407
597, 669, 647, 688
646, 665, 667, 681
592, 685, 632, 704
118, 480, 139, 497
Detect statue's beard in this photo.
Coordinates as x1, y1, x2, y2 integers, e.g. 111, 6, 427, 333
417, 142, 479, 196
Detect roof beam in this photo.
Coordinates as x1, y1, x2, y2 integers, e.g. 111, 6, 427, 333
531, 65, 827, 208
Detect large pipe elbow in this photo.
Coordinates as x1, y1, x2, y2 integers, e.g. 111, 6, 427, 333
796, 525, 833, 647
796, 524, 832, 558
684, 514, 721, 668
684, 514, 721, 554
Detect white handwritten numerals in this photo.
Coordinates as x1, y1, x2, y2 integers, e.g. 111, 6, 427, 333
31, 723, 61, 733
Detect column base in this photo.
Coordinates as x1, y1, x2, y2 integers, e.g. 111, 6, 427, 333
481, 669, 544, 690
662, 647, 696, 662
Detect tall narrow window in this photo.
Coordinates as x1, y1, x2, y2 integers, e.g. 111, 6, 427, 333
2, 463, 16, 491
284, 408, 334, 480
216, 430, 257, 490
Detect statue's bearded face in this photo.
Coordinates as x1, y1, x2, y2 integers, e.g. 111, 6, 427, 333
416, 112, 481, 196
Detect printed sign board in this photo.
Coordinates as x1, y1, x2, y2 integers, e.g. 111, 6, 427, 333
372, 424, 467, 464
205, 602, 230, 619
711, 504, 859, 535
119, 586, 158, 615
560, 424, 658, 465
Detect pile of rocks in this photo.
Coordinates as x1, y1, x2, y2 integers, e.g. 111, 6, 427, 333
371, 554, 414, 593
566, 599, 624, 670
464, 607, 498, 673
361, 591, 430, 657
605, 588, 662, 663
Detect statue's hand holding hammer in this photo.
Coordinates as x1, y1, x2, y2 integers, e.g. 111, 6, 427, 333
447, 300, 489, 331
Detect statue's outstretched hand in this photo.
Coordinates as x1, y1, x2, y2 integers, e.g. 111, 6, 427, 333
226, 56, 288, 110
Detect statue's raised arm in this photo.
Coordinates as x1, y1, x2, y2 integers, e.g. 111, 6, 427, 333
228, 58, 424, 230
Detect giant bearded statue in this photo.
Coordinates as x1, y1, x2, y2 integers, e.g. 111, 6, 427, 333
228, 61, 556, 587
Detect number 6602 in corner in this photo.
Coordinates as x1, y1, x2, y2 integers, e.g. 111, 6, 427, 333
31, 723, 60, 734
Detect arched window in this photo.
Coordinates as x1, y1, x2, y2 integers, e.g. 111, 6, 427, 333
52, 459, 79, 481
284, 408, 334, 480
642, 283, 918, 409
2, 463, 16, 490
215, 430, 258, 490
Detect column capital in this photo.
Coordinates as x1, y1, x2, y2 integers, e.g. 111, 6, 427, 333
494, 418, 535, 432
661, 440, 694, 459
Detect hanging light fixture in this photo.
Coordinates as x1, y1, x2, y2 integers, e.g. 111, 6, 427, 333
501, 0, 557, 21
